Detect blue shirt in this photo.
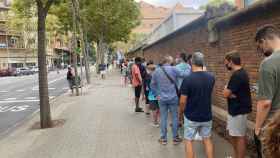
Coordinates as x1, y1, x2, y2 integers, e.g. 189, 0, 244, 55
151, 64, 180, 101
175, 62, 191, 88
180, 71, 215, 122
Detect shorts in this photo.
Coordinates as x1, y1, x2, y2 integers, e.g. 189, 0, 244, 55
149, 100, 159, 110
184, 117, 212, 141
134, 85, 142, 98
100, 70, 106, 75
227, 114, 247, 137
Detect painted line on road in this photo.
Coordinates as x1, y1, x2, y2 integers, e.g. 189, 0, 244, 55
24, 97, 37, 100
0, 100, 39, 104
32, 88, 39, 91
48, 88, 56, 90
4, 98, 16, 101
62, 87, 68, 90
0, 90, 8, 93
33, 76, 65, 89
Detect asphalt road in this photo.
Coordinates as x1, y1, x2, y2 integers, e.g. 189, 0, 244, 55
0, 69, 70, 135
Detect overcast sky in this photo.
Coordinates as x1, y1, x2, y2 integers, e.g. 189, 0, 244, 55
135, 0, 209, 8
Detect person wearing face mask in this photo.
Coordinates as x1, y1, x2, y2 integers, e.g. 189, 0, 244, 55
223, 51, 252, 158
254, 25, 280, 158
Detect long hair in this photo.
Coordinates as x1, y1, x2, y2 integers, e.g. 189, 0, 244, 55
264, 110, 280, 158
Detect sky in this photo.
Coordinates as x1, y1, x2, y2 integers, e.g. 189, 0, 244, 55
135, 0, 209, 8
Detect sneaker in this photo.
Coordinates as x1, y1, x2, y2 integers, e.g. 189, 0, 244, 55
135, 108, 144, 112
151, 122, 160, 128
158, 138, 167, 145
173, 136, 183, 145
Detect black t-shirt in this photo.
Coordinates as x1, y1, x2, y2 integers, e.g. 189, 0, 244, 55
180, 71, 215, 122
227, 68, 252, 116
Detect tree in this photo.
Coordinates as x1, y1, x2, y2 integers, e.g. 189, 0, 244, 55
200, 0, 234, 9
81, 0, 140, 66
13, 0, 60, 128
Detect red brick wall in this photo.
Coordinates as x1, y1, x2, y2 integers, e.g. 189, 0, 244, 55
135, 9, 280, 123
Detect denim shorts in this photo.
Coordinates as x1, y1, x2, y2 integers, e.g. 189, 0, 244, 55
184, 117, 212, 141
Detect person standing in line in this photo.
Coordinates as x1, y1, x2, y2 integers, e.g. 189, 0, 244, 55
223, 51, 252, 158
176, 53, 192, 126
179, 52, 215, 158
146, 62, 160, 127
121, 59, 128, 86
151, 55, 182, 145
131, 57, 144, 112
175, 53, 191, 88
254, 25, 280, 158
139, 58, 150, 115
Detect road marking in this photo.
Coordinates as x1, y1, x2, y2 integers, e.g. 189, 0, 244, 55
49, 88, 56, 90
4, 98, 16, 101
0, 105, 30, 112
32, 76, 65, 89
0, 90, 8, 93
0, 100, 39, 103
32, 88, 39, 91
24, 97, 36, 100
16, 89, 25, 92
63, 87, 68, 90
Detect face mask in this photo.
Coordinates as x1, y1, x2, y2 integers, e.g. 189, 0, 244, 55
225, 64, 232, 71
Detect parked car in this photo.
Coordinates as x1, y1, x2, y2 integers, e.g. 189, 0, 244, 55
15, 67, 34, 76
28, 66, 39, 73
0, 68, 16, 77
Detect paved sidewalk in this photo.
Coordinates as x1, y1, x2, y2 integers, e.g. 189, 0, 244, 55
0, 70, 233, 158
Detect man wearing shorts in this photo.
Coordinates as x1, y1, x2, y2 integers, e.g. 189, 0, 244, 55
132, 57, 144, 112
223, 51, 252, 158
179, 52, 215, 158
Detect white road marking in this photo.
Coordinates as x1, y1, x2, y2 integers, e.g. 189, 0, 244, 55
48, 88, 56, 90
0, 90, 8, 93
32, 88, 39, 91
62, 87, 68, 90
16, 89, 25, 92
24, 97, 36, 100
0, 100, 39, 103
49, 96, 55, 99
0, 105, 30, 112
4, 98, 16, 101
32, 76, 65, 89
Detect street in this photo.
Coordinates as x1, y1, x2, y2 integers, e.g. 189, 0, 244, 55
0, 69, 69, 135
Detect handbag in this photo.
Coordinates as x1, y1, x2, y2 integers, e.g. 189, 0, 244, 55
160, 66, 180, 97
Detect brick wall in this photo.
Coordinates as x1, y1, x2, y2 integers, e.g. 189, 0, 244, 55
130, 3, 280, 126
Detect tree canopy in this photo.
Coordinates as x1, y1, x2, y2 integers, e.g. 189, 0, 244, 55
81, 0, 140, 44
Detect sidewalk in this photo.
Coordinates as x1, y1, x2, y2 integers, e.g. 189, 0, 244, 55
0, 70, 233, 158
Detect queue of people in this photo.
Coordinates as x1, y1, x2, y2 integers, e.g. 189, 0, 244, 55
124, 24, 280, 158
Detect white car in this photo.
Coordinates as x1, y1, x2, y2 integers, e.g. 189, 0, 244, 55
29, 66, 39, 73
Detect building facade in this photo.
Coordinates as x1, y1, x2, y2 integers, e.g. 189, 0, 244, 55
146, 3, 203, 45
235, 0, 258, 9
132, 1, 171, 34
0, 0, 37, 70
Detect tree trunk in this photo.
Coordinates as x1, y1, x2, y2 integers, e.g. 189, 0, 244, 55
96, 36, 105, 72
82, 30, 91, 84
71, 0, 80, 96
37, 5, 52, 128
